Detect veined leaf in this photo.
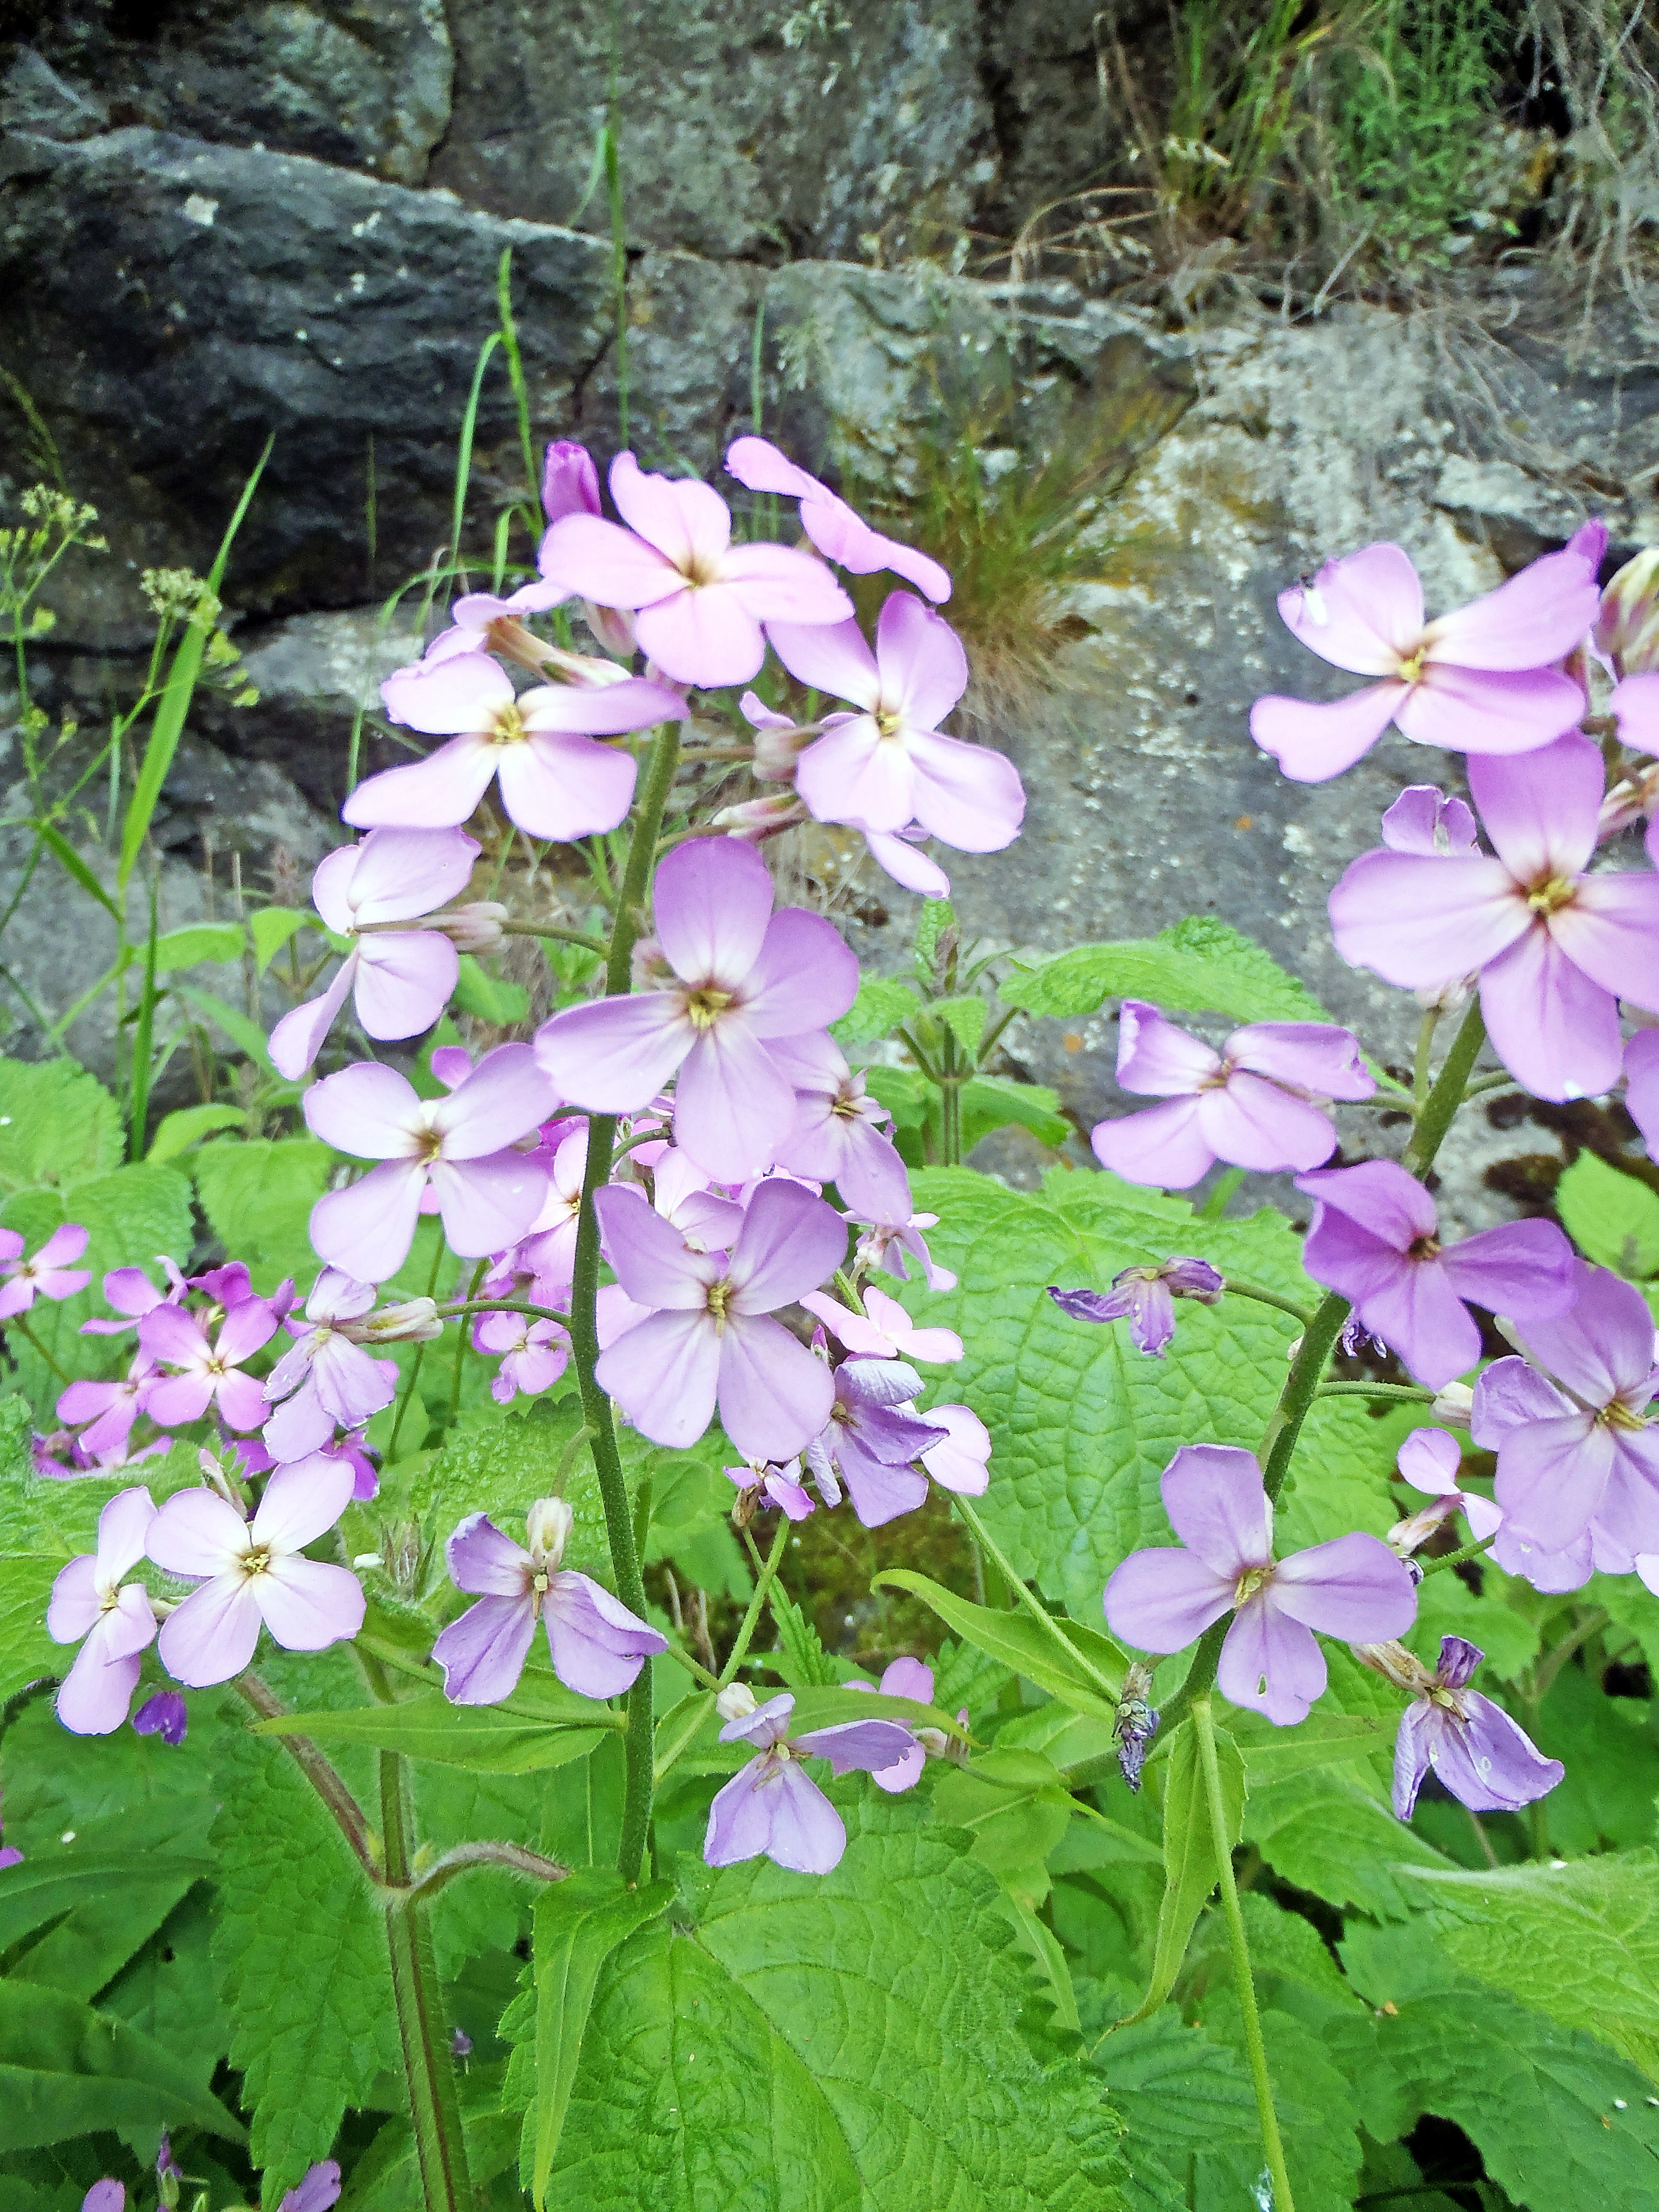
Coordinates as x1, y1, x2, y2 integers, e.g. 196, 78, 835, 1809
1000, 915, 1329, 1026
1555, 1151, 1659, 1280
1227, 1710, 1393, 1785
873, 1568, 1124, 1720
0, 1977, 245, 2153
1119, 1715, 1244, 2026
151, 923, 247, 972
830, 975, 917, 1049
254, 1692, 619, 1774
250, 906, 313, 971
148, 1102, 247, 1162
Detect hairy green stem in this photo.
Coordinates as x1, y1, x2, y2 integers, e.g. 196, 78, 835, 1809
380, 1752, 476, 2212
1316, 1380, 1436, 1404
1194, 1699, 1295, 2212
720, 1515, 791, 1687
500, 919, 609, 954
1402, 997, 1487, 1177
233, 1671, 375, 1874
567, 722, 680, 1884
1222, 1277, 1314, 1328
1416, 1533, 1498, 1577
8, 1312, 72, 1385
1411, 1006, 1440, 1109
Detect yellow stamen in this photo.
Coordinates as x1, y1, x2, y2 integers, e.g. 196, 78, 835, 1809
685, 985, 733, 1030
1234, 1564, 1274, 1604
490, 703, 528, 746
1527, 875, 1576, 916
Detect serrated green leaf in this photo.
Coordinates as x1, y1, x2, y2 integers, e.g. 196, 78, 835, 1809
830, 975, 917, 1049
913, 898, 956, 971
1000, 916, 1329, 1026
529, 1873, 676, 2208
192, 1136, 336, 1295
0, 1058, 121, 1192
0, 1977, 246, 2156
0, 1801, 212, 2000
151, 922, 247, 972
410, 1398, 610, 1583
1556, 1152, 1659, 1279
934, 994, 988, 1054
100, 1891, 232, 2094
148, 1101, 247, 1161
1244, 1769, 1455, 1920
873, 1568, 1124, 1720
543, 1787, 1129, 2209
958, 1073, 1071, 1152
1404, 1851, 1659, 2081
1121, 1715, 1243, 2025
210, 1722, 401, 2203
250, 907, 313, 971
254, 1691, 618, 1773
931, 1749, 1074, 1893
1193, 2003, 1364, 2212
1090, 2006, 1259, 2181
454, 954, 530, 1024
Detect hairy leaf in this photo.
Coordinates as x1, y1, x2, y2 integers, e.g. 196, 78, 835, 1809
193, 1136, 337, 1295
1000, 916, 1330, 1027
1244, 1769, 1455, 1920
830, 975, 917, 1049
0, 1976, 244, 2156
0, 1058, 121, 1192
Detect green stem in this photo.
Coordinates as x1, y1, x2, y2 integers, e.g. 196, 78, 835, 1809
952, 1493, 1120, 1703
9, 1312, 72, 1386
1402, 998, 1486, 1178
500, 919, 609, 955
567, 722, 680, 1884
719, 1515, 791, 1687
388, 1241, 448, 1458
380, 1752, 476, 2212
1411, 1006, 1440, 1109
1258, 1292, 1351, 1503
1222, 1277, 1314, 1328
1316, 1380, 1436, 1403
1417, 1532, 1498, 1577
1199, 1166, 1247, 1219
1193, 1699, 1295, 2212
445, 1261, 487, 1429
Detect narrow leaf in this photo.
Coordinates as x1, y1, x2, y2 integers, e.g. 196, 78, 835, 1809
33, 823, 119, 920
874, 1568, 1124, 1719
253, 1693, 621, 1774
173, 984, 276, 1074
249, 907, 313, 972
1120, 1715, 1244, 2026
148, 1103, 247, 1163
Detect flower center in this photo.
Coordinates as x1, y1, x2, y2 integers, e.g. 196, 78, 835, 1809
1526, 874, 1577, 916
1428, 1684, 1470, 1717
489, 702, 529, 746
1406, 1234, 1441, 1262
1603, 1400, 1649, 1432
1397, 647, 1427, 681
530, 1566, 551, 1617
98, 1584, 121, 1613
684, 985, 733, 1030
706, 1278, 734, 1329
242, 1544, 272, 1578
415, 1124, 445, 1163
874, 708, 905, 740
1234, 1563, 1274, 1605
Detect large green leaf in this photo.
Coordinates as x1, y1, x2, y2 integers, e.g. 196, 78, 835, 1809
1555, 1151, 1659, 1280
544, 1788, 1129, 2209
873, 1568, 1123, 1720
0, 1058, 121, 1192
0, 1800, 213, 2001
1088, 2006, 1258, 2212
1000, 917, 1330, 1026
1244, 1769, 1455, 1921
0, 1976, 244, 2154
210, 1722, 401, 2204
192, 1136, 337, 1295
255, 1690, 617, 1775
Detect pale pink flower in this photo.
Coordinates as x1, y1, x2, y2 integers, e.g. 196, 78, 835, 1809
474, 1310, 570, 1403
138, 1298, 280, 1432
536, 452, 852, 688
724, 435, 953, 602
261, 1268, 401, 1460
47, 1487, 158, 1734
0, 1224, 90, 1318
800, 1284, 962, 1364
79, 1257, 187, 1337
766, 1031, 913, 1223
56, 1352, 159, 1459
919, 1403, 991, 1495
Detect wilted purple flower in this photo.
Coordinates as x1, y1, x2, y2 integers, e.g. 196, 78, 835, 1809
767, 1031, 913, 1224
1104, 1444, 1417, 1725
133, 1690, 188, 1747
804, 1358, 947, 1528
47, 1487, 158, 1734
1049, 1257, 1225, 1358
1329, 735, 1659, 1101
593, 1177, 845, 1460
1091, 1002, 1374, 1186
156, 2130, 183, 2185
535, 838, 858, 1184
801, 1285, 962, 1365
138, 1296, 280, 1433
474, 1309, 570, 1403
149, 1458, 365, 1686
0, 1223, 90, 1317
1356, 1636, 1563, 1820
1471, 1261, 1659, 1576
278, 2162, 342, 2212
1390, 1426, 1503, 1553
1297, 1159, 1575, 1390
262, 1268, 401, 1460
704, 1690, 915, 1874
1381, 785, 1479, 855
1250, 537, 1598, 782
451, 2025, 474, 2060
432, 1497, 666, 1704
543, 438, 601, 525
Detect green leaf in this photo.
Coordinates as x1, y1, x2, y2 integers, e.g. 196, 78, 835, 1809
0, 1977, 246, 2155
1, 1164, 194, 1394
873, 1568, 1124, 1721
192, 1136, 337, 1295
1000, 915, 1329, 1026
1404, 1851, 1659, 2081
151, 922, 247, 972
250, 906, 313, 971
1244, 1769, 1455, 1921
529, 1873, 676, 2208
254, 1691, 619, 1774
541, 1788, 1129, 2209
210, 1721, 401, 2204
0, 1058, 121, 1192
913, 898, 956, 971
0, 1804, 212, 2000
1087, 2005, 1258, 2209
933, 994, 988, 1055
1120, 1715, 1243, 2025
33, 821, 120, 921
1555, 1151, 1659, 1279
931, 1748, 1074, 1897
767, 1583, 843, 1687
829, 975, 917, 1049
1226, 1710, 1393, 1785
409, 1399, 610, 1582
454, 954, 530, 1024
957, 1074, 1071, 1153
148, 1102, 247, 1162
173, 982, 276, 1071
100, 1892, 233, 2095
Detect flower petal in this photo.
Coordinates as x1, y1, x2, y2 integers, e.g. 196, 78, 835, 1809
252, 1455, 356, 1552
672, 1023, 799, 1184
1090, 1099, 1215, 1188
1270, 1532, 1418, 1639
543, 1571, 666, 1699
1396, 664, 1589, 753
1493, 1410, 1609, 1550
1103, 1546, 1235, 1652
795, 717, 917, 834
56, 1636, 144, 1736
1476, 925, 1624, 1101
345, 825, 481, 924
742, 910, 860, 1038
1550, 870, 1659, 1013
429, 1151, 550, 1258
1225, 1021, 1374, 1100
533, 994, 691, 1113
1196, 1075, 1338, 1173
1435, 1218, 1576, 1324
905, 731, 1026, 854
1161, 1444, 1272, 1575
536, 511, 687, 608
303, 1062, 422, 1160
157, 1575, 265, 1687
308, 1160, 428, 1284
595, 1307, 721, 1447
1278, 544, 1423, 672
766, 613, 883, 710
595, 1184, 720, 1309
875, 591, 969, 729
147, 1488, 249, 1578
1249, 683, 1407, 782
720, 540, 852, 625
727, 1179, 849, 1313
495, 731, 639, 841
254, 1556, 365, 1652
433, 1593, 536, 1704
1216, 1599, 1326, 1726
718, 1313, 837, 1461
1327, 851, 1531, 987
635, 584, 765, 689
341, 733, 502, 831
379, 652, 513, 735
1426, 545, 1600, 671
269, 954, 359, 1080
654, 837, 774, 988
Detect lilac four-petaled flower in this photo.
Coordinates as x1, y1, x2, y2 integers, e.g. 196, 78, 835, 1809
704, 1692, 916, 1874
0, 1223, 90, 1318
262, 1267, 401, 1459
47, 1487, 158, 1735
138, 1296, 280, 1434
1105, 1444, 1417, 1725
803, 1358, 949, 1528
1359, 1635, 1564, 1820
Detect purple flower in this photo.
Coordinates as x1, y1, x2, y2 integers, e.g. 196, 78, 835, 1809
1249, 538, 1598, 782
344, 646, 684, 840
269, 827, 481, 1080
78, 1257, 187, 1337
81, 2186, 124, 2212
136, 1295, 280, 1433
1470, 1261, 1659, 1574
56, 1352, 159, 1459
0, 1844, 22, 1870
1329, 734, 1659, 1101
1091, 1003, 1375, 1187
0, 1223, 91, 1318
725, 435, 952, 603
47, 1487, 158, 1735
432, 1498, 666, 1704
1392, 1426, 1503, 1551
844, 1656, 941, 1793
801, 1286, 962, 1365
804, 1358, 948, 1528
148, 1458, 365, 1686
703, 1690, 915, 1874
133, 1690, 188, 1747
474, 1309, 570, 1403
919, 1403, 991, 1496
1627, 1028, 1659, 1154
1104, 1444, 1417, 1725
768, 591, 1024, 853
510, 1128, 592, 1296
262, 1268, 402, 1459
305, 1044, 554, 1282
1296, 1159, 1575, 1390
594, 1178, 844, 1459
1381, 784, 1479, 855
278, 2163, 342, 2212
534, 839, 858, 1184
726, 1455, 817, 1521
767, 1031, 914, 1224
538, 451, 852, 688
853, 1209, 957, 1290
542, 439, 601, 525
1048, 1256, 1225, 1358
1359, 1636, 1564, 1820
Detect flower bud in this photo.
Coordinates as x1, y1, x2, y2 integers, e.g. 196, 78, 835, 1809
342, 1297, 444, 1344
710, 794, 807, 844
1596, 547, 1659, 677
431, 901, 508, 953
1387, 1497, 1458, 1556
539, 641, 634, 689
1351, 1638, 1437, 1693
526, 1495, 574, 1566
1412, 973, 1474, 1014
631, 935, 673, 989
542, 440, 601, 525
582, 599, 638, 657
715, 1681, 757, 1722
1600, 759, 1659, 841
1430, 1380, 1475, 1427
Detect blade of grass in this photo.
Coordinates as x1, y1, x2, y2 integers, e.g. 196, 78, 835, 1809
446, 331, 503, 604
129, 877, 160, 1160
496, 246, 539, 508
34, 820, 120, 921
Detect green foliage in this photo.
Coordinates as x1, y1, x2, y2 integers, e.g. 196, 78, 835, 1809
254, 1690, 616, 1776
454, 955, 531, 1025
1124, 1717, 1244, 2023
1000, 916, 1329, 1027
830, 974, 917, 1048
1244, 1768, 1456, 1919
192, 1136, 338, 1294
0, 1058, 121, 1190
539, 1788, 1130, 2209
0, 1977, 245, 2160
875, 1567, 1123, 1721
1556, 1150, 1659, 1279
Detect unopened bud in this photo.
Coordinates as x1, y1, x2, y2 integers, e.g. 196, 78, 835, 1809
711, 793, 807, 843
1596, 548, 1659, 677
631, 935, 673, 988
582, 598, 638, 657
432, 901, 508, 953
1601, 759, 1659, 841
543, 440, 601, 525
526, 1495, 574, 1566
730, 1482, 761, 1532
1352, 1639, 1437, 1693
1431, 1380, 1475, 1427
1387, 1497, 1458, 1556
753, 721, 814, 780
343, 1296, 443, 1344
538, 641, 635, 690
715, 1681, 757, 1722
